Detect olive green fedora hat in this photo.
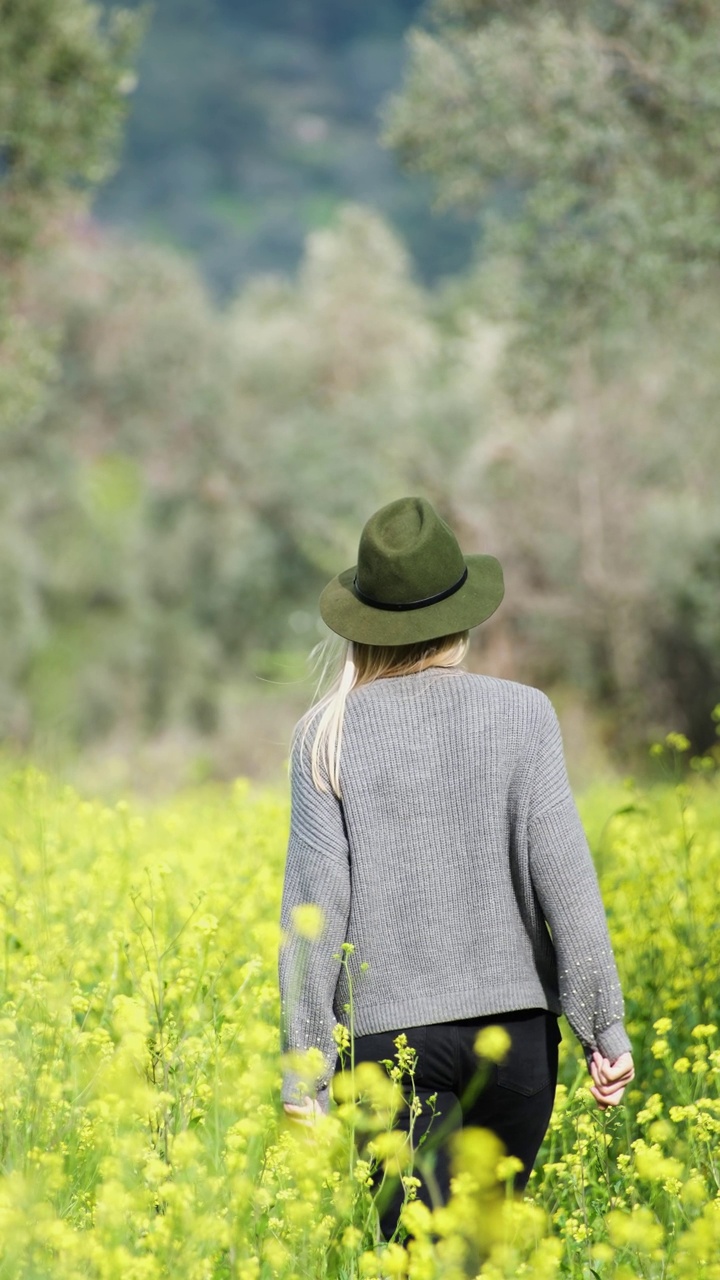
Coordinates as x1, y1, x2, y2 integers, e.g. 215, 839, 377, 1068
319, 495, 504, 645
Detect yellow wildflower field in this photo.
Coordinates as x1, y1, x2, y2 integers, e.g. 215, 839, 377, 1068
0, 742, 719, 1279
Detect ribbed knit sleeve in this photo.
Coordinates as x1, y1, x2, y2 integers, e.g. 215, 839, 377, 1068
527, 697, 632, 1069
278, 733, 351, 1114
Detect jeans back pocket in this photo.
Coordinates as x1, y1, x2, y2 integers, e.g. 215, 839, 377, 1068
495, 1011, 558, 1097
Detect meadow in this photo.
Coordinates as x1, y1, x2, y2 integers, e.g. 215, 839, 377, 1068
0, 734, 719, 1280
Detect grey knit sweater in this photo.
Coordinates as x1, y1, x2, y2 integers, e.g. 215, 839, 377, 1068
278, 668, 631, 1112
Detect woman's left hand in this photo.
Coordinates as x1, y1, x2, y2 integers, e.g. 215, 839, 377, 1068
588, 1049, 634, 1109
283, 1094, 323, 1125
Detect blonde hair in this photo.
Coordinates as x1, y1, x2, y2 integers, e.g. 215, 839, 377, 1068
293, 630, 471, 798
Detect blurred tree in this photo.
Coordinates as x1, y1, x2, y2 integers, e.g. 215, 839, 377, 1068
0, 0, 140, 740
5, 202, 720, 764
9, 208, 461, 747
0, 0, 141, 427
385, 0, 720, 739
385, 0, 720, 373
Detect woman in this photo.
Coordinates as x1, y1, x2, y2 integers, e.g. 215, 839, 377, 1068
278, 495, 634, 1242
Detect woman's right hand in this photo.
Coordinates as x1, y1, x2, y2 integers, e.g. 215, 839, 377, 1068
588, 1049, 634, 1109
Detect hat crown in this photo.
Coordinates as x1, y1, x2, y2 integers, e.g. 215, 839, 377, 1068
356, 497, 466, 607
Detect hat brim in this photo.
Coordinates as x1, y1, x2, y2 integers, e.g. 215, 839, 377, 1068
318, 554, 504, 646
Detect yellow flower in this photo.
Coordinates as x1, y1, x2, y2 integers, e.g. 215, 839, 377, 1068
381, 1243, 409, 1277
691, 1023, 718, 1040
665, 732, 691, 752
690, 1042, 709, 1059
669, 1103, 698, 1123
647, 1119, 674, 1145
332, 1022, 351, 1053
496, 1155, 524, 1182
351, 1158, 374, 1187
447, 1126, 506, 1204
651, 1038, 670, 1059
474, 1025, 512, 1063
672, 1199, 720, 1269
569, 1220, 589, 1242
358, 1250, 383, 1278
636, 1092, 663, 1123
653, 1017, 672, 1035
369, 1129, 412, 1175
607, 1207, 665, 1253
674, 1057, 691, 1073
290, 903, 325, 940
632, 1141, 676, 1177
194, 912, 219, 936
681, 1175, 707, 1208
399, 1198, 433, 1237
334, 1059, 402, 1113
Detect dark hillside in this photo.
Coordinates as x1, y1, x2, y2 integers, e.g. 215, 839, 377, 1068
95, 0, 477, 293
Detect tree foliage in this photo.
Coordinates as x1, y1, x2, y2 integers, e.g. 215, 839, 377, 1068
3, 205, 719, 763
385, 0, 720, 357
0, 0, 141, 427
3, 209, 452, 746
380, 0, 720, 752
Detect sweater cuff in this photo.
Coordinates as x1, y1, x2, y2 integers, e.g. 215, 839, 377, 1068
584, 1021, 632, 1069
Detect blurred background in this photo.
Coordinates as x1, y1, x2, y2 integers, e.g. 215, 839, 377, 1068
1, 0, 719, 797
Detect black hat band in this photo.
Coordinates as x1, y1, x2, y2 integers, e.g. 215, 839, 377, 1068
351, 566, 468, 612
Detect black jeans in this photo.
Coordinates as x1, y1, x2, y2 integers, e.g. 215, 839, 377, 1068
338, 1007, 561, 1244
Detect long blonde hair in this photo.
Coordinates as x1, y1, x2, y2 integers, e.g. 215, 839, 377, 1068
293, 630, 471, 797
